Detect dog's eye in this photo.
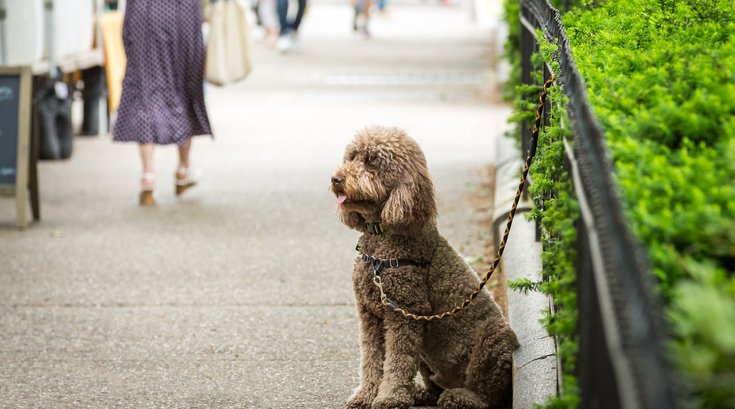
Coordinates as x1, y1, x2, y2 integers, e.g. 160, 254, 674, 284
366, 152, 382, 168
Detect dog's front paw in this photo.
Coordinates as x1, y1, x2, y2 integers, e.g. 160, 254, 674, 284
437, 388, 487, 409
345, 389, 376, 409
370, 395, 413, 409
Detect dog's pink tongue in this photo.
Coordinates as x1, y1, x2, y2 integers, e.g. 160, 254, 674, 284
338, 194, 348, 204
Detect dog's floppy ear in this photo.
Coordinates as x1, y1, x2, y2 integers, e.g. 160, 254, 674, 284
381, 168, 436, 232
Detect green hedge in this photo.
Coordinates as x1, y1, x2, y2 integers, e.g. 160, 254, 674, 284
504, 0, 735, 407
565, 1, 735, 406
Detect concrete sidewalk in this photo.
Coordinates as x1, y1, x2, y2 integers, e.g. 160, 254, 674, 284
0, 1, 511, 407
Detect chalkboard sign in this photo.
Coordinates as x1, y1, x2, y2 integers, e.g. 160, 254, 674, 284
0, 73, 21, 185
0, 66, 32, 227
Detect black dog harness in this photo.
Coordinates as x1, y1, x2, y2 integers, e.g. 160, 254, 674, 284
356, 243, 430, 310
356, 244, 430, 276
356, 220, 431, 311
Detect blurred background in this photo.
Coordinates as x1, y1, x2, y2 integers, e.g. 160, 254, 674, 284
0, 0, 511, 407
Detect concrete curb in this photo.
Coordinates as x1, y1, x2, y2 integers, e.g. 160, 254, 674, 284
493, 134, 558, 408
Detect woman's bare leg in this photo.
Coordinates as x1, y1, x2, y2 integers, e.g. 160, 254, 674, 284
139, 143, 155, 189
177, 139, 191, 171
175, 139, 198, 195
139, 143, 156, 205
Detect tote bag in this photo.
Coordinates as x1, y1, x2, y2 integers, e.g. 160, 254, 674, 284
206, 0, 252, 86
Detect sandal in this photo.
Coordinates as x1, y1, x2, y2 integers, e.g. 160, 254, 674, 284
139, 172, 156, 206
175, 167, 200, 196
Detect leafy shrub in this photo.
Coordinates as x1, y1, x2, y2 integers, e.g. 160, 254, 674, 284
507, 35, 581, 409
504, 0, 735, 407
501, 0, 595, 100
501, 0, 521, 100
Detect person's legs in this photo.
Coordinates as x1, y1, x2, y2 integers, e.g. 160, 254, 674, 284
353, 0, 361, 31
177, 139, 191, 171
260, 0, 280, 46
277, 0, 290, 36
362, 0, 373, 19
140, 143, 155, 187
276, 0, 294, 51
292, 0, 307, 32
359, 0, 373, 36
175, 138, 199, 196
139, 143, 156, 206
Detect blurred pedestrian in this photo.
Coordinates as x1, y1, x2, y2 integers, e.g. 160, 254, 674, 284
352, 0, 373, 37
255, 0, 280, 47
113, 0, 212, 206
276, 0, 307, 52
376, 0, 388, 14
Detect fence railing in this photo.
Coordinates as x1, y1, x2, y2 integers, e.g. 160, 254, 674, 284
518, 1, 681, 408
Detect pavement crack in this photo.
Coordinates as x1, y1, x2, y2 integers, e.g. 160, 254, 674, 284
517, 353, 556, 371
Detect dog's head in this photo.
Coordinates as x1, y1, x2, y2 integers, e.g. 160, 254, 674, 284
330, 126, 436, 234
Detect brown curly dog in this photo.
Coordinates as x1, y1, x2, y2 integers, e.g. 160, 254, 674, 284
330, 126, 519, 409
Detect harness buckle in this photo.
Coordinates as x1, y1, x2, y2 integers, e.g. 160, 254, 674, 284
370, 258, 384, 274
389, 258, 399, 268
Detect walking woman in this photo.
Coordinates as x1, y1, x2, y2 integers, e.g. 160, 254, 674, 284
113, 0, 212, 206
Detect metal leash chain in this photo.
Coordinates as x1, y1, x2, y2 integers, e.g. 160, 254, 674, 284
373, 75, 556, 321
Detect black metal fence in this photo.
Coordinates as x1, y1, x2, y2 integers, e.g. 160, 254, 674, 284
519, 1, 682, 407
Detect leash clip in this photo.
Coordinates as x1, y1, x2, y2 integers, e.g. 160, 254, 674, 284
373, 271, 383, 288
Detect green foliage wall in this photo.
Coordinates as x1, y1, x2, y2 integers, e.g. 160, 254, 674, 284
503, 0, 735, 407
502, 0, 521, 99
563, 1, 735, 406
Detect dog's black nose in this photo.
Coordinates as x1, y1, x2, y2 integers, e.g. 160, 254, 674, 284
331, 176, 344, 184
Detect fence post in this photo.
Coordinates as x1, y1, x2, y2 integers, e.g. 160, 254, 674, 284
519, 4, 536, 174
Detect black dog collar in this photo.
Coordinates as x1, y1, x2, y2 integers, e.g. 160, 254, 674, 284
365, 221, 385, 235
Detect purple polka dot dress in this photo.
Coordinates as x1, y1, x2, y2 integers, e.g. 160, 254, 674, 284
113, 0, 212, 145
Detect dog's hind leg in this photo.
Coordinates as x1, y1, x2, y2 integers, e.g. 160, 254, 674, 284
346, 306, 385, 409
459, 320, 519, 409
414, 361, 443, 406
